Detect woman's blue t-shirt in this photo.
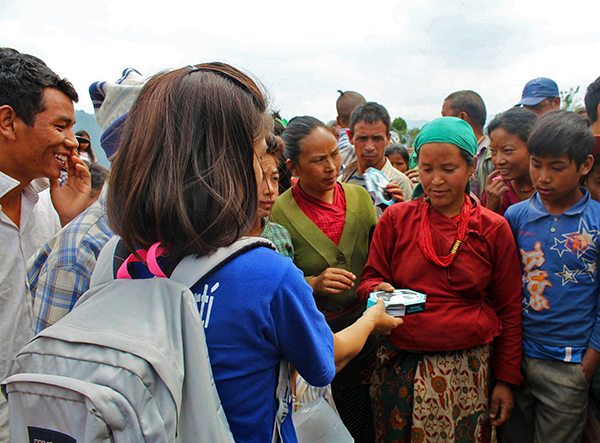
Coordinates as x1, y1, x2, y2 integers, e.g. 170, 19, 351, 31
132, 246, 335, 442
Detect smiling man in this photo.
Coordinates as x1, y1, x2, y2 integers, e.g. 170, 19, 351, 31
0, 50, 90, 438
341, 102, 414, 216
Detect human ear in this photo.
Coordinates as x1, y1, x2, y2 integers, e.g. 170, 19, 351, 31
285, 158, 298, 177
0, 105, 18, 141
470, 156, 478, 177
580, 154, 595, 176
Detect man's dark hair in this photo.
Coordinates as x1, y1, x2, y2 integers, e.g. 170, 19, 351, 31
0, 52, 78, 125
445, 90, 487, 128
349, 101, 391, 133
487, 107, 537, 142
584, 76, 600, 123
0, 47, 20, 59
528, 110, 595, 167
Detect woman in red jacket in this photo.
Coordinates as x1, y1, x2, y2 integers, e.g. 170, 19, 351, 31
357, 117, 523, 443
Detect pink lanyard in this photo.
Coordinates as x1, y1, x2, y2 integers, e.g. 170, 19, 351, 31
116, 242, 169, 279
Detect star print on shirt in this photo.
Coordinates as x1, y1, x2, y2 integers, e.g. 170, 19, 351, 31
550, 218, 600, 259
550, 237, 571, 257
580, 258, 598, 280
555, 264, 580, 286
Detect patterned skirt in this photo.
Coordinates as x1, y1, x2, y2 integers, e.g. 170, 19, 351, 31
371, 339, 492, 443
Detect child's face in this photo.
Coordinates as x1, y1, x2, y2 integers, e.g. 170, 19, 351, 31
530, 153, 593, 213
387, 153, 408, 173
585, 166, 600, 202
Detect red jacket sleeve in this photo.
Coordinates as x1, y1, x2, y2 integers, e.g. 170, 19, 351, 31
357, 206, 399, 302
488, 219, 523, 386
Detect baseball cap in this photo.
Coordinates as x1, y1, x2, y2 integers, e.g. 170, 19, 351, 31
517, 77, 559, 106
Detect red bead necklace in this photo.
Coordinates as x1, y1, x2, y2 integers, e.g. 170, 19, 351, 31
418, 195, 472, 267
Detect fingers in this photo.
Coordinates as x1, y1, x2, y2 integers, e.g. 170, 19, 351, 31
487, 169, 502, 182
375, 282, 395, 292
368, 300, 403, 335
386, 183, 404, 202
485, 175, 509, 198
406, 168, 419, 184
490, 383, 514, 426
496, 399, 513, 426
325, 267, 355, 281
316, 268, 356, 294
489, 394, 500, 423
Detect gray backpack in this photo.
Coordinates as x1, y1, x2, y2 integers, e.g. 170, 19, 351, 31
2, 236, 281, 442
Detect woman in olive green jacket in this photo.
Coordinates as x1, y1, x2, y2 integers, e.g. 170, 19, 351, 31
271, 116, 378, 443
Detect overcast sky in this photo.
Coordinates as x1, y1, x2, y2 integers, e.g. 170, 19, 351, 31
3, 0, 600, 126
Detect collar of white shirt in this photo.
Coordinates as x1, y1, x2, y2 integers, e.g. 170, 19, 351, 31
0, 170, 50, 204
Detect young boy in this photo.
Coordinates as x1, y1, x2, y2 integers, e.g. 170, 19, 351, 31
501, 110, 599, 443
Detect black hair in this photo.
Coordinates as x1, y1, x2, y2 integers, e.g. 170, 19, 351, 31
444, 90, 487, 128
0, 52, 78, 125
271, 110, 286, 136
266, 133, 292, 193
487, 107, 537, 142
585, 76, 600, 124
283, 116, 333, 166
0, 47, 20, 59
89, 162, 109, 191
385, 143, 409, 163
349, 101, 391, 133
528, 110, 595, 167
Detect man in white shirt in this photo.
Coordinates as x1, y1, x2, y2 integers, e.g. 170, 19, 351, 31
0, 49, 90, 440
341, 102, 414, 217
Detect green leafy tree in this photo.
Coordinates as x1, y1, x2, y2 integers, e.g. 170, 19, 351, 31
392, 117, 408, 137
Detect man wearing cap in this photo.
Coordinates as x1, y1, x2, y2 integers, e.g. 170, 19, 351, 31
517, 77, 561, 115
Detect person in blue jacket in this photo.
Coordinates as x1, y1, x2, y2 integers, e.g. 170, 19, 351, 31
501, 111, 599, 443
106, 62, 401, 442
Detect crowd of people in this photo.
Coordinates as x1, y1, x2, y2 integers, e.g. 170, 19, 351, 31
1, 46, 600, 443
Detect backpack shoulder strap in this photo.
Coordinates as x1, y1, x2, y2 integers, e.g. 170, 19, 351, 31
170, 237, 275, 287
272, 359, 292, 443
89, 236, 122, 288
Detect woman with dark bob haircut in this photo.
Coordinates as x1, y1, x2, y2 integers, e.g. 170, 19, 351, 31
107, 63, 399, 442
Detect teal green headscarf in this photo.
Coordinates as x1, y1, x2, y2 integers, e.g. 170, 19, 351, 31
411, 117, 478, 199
